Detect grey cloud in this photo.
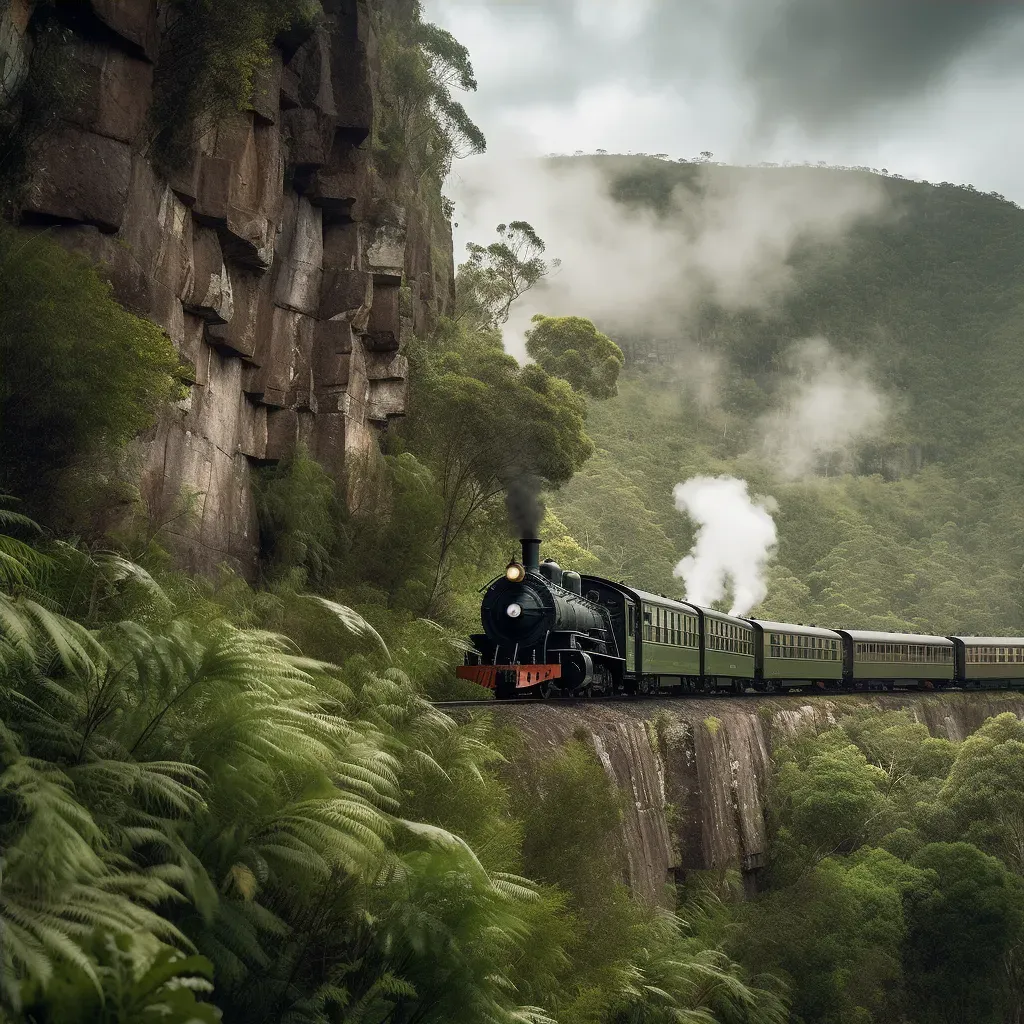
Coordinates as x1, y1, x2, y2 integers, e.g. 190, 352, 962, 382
429, 0, 1024, 135
737, 0, 1023, 129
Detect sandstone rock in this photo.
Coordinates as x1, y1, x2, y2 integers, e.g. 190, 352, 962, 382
24, 127, 131, 232
322, 221, 362, 270
272, 196, 322, 316
283, 107, 332, 169
221, 206, 275, 270
119, 156, 193, 304
249, 51, 282, 124
306, 136, 367, 220
366, 350, 408, 423
29, 0, 456, 572
280, 65, 301, 110
193, 156, 233, 225
50, 223, 150, 316
366, 279, 400, 351
313, 408, 377, 485
177, 314, 210, 387
194, 138, 278, 271
244, 307, 309, 406
365, 213, 406, 283
238, 397, 268, 459
185, 226, 233, 324
320, 268, 371, 323
328, 0, 373, 144
288, 23, 336, 118
314, 319, 357, 388
287, 315, 317, 412
206, 267, 272, 359
89, 0, 159, 62
266, 407, 299, 461
66, 38, 153, 143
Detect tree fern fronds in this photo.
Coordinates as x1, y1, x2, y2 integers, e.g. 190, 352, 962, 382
0, 906, 102, 993
69, 759, 206, 819
490, 874, 541, 904
398, 820, 491, 880
92, 551, 170, 603
0, 593, 37, 661
301, 596, 390, 658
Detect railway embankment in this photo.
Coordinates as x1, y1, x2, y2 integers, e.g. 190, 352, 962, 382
471, 692, 1024, 905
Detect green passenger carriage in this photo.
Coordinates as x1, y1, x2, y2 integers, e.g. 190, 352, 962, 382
950, 637, 1024, 688
836, 630, 955, 687
747, 620, 843, 691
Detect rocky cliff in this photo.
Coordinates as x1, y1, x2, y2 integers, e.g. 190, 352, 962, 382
0, 0, 453, 573
491, 694, 1024, 905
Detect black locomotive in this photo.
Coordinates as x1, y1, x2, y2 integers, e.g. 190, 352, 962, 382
460, 539, 626, 697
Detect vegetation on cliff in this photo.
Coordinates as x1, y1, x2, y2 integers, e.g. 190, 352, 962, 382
697, 706, 1024, 1023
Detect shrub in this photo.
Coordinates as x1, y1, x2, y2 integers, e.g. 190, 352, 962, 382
0, 224, 184, 520
150, 0, 320, 167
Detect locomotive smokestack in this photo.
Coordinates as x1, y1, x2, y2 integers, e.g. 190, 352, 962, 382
521, 538, 540, 573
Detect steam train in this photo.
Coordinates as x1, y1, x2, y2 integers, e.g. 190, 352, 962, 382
457, 538, 1024, 699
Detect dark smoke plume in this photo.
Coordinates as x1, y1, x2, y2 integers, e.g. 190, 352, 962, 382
505, 473, 544, 538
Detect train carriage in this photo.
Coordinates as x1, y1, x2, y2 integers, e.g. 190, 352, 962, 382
836, 629, 955, 687
701, 608, 756, 690
630, 589, 702, 690
950, 637, 1024, 688
746, 620, 843, 691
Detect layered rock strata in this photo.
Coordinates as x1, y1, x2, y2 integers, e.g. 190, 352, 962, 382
490, 693, 1024, 906
3, 0, 453, 572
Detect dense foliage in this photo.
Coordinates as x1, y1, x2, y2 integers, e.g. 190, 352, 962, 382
700, 706, 1024, 1024
372, 0, 486, 182
457, 222, 558, 331
0, 507, 782, 1023
525, 316, 625, 400
550, 158, 1024, 633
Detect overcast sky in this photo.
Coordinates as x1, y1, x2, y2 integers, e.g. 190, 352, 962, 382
425, 0, 1024, 217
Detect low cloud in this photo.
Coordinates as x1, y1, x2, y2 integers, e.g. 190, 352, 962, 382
757, 336, 888, 478
449, 157, 887, 358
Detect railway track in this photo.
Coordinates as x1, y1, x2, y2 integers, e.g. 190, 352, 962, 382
430, 686, 997, 709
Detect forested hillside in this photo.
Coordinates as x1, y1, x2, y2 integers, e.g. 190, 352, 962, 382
551, 158, 1024, 634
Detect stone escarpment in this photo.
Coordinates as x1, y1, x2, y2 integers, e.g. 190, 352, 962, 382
493, 694, 1024, 906
1, 0, 453, 573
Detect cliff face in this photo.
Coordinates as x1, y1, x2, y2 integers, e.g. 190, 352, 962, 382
493, 694, 1024, 906
1, 0, 453, 573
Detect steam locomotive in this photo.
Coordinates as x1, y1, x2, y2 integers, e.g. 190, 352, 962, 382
457, 538, 1024, 698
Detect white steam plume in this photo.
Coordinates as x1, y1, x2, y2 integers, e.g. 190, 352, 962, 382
758, 336, 888, 478
447, 157, 888, 358
673, 476, 778, 616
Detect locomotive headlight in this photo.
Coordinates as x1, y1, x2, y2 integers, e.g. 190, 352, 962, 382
506, 602, 523, 619
505, 561, 525, 582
